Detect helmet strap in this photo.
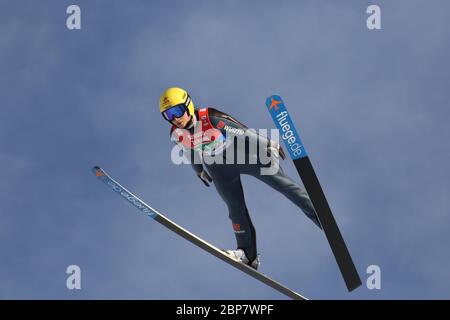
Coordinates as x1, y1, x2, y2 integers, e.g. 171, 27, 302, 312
185, 113, 196, 129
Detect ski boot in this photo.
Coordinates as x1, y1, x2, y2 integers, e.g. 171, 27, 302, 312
226, 249, 260, 270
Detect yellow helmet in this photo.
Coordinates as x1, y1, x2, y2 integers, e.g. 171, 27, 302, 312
159, 87, 195, 119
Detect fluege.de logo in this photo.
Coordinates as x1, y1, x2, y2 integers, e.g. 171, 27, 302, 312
267, 96, 307, 160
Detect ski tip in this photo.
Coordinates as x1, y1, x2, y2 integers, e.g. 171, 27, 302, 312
266, 94, 282, 100
266, 94, 282, 101
265, 95, 284, 112
92, 166, 105, 177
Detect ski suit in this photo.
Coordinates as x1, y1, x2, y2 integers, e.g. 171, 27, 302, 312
170, 107, 321, 262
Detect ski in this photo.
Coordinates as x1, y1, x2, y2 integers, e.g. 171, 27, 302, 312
92, 166, 308, 300
265, 95, 362, 292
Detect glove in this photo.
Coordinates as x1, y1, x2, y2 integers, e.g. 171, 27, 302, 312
267, 141, 286, 160
197, 170, 213, 187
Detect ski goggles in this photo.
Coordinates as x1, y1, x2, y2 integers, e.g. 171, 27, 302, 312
162, 95, 191, 121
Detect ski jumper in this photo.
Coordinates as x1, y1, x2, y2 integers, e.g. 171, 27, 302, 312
170, 107, 321, 262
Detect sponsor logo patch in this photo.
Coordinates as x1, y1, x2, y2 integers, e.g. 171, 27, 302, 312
217, 120, 225, 129
232, 223, 245, 234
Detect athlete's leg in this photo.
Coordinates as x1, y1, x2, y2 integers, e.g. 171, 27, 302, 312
207, 166, 258, 261
247, 164, 322, 229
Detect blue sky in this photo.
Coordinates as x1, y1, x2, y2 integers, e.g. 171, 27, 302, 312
1, 0, 449, 299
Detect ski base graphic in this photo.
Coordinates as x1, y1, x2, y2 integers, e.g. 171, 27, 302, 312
265, 95, 362, 292
93, 166, 308, 300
